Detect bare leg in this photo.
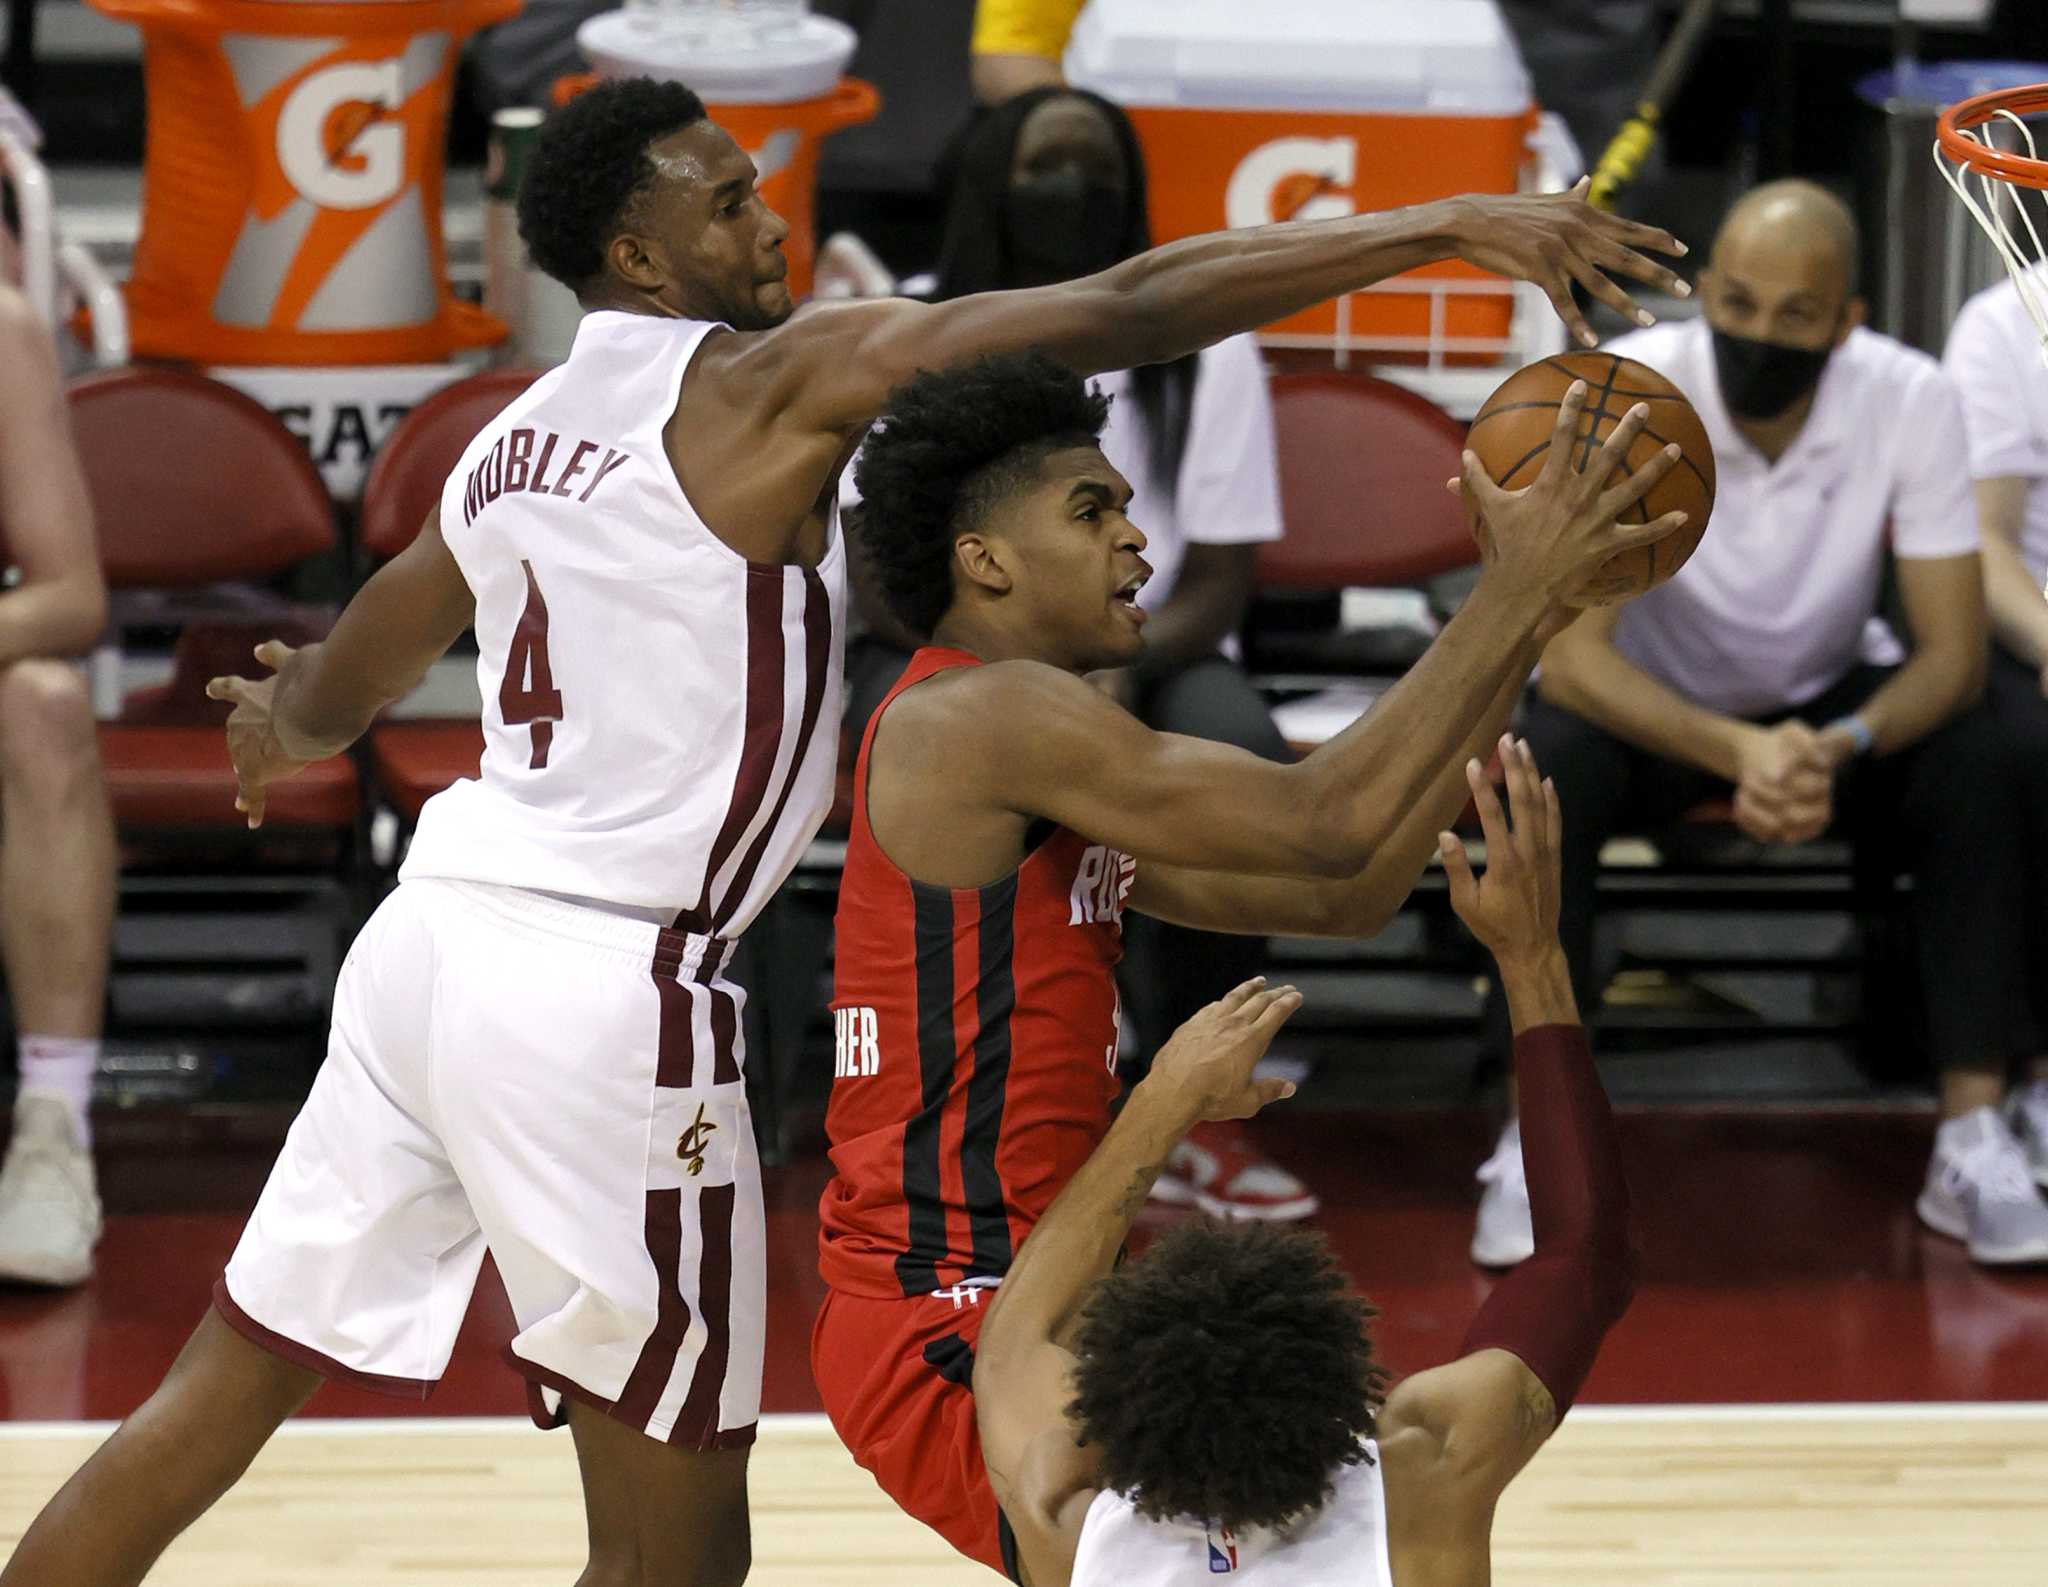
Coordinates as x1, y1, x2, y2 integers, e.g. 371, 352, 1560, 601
1940, 1068, 2006, 1122
567, 1401, 752, 1587
0, 660, 115, 1038
0, 1309, 319, 1586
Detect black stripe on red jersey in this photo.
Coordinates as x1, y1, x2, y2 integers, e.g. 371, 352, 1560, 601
960, 875, 1018, 1279
893, 882, 959, 1296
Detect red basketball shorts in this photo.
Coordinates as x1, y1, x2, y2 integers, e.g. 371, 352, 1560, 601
811, 1283, 1019, 1581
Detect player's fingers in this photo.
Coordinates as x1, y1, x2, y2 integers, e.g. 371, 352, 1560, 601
1444, 474, 1463, 499
1595, 441, 1681, 520
1544, 774, 1563, 855
205, 675, 251, 706
1590, 208, 1688, 260
1468, 758, 1509, 855
1605, 507, 1689, 554
1250, 987, 1304, 1040
1534, 382, 1593, 491
1587, 233, 1693, 300
241, 787, 266, 830
252, 639, 294, 673
1564, 251, 1656, 331
1459, 449, 1510, 510
1507, 738, 1541, 861
1439, 831, 1477, 906
1243, 1078, 1298, 1117
1217, 977, 1267, 1018
1535, 269, 1599, 350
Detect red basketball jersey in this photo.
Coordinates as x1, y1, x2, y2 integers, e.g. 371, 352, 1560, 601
819, 647, 1130, 1300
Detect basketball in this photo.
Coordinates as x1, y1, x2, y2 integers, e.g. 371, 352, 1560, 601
1466, 352, 1718, 608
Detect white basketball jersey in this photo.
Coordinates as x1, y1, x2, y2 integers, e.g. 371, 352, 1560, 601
402, 310, 847, 936
1071, 1444, 1395, 1587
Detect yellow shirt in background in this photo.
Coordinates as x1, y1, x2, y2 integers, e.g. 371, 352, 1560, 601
970, 0, 1088, 61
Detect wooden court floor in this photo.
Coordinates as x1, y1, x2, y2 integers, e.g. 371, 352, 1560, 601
4, 1406, 2044, 1585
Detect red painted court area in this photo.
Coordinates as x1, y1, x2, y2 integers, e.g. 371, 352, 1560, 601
4, 1106, 2046, 1425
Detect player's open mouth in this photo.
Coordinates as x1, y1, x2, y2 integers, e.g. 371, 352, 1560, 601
1112, 572, 1148, 621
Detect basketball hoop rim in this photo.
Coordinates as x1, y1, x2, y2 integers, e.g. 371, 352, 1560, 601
1937, 83, 2048, 191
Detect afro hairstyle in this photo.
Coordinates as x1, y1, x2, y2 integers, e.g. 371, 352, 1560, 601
852, 350, 1111, 640
517, 77, 707, 292
1066, 1219, 1388, 1534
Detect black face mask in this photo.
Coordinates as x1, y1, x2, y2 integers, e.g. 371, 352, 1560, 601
1004, 167, 1127, 284
1710, 325, 1837, 421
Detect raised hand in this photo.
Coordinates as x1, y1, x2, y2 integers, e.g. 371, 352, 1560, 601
203, 640, 311, 830
1439, 736, 1563, 965
1461, 380, 1689, 607
1445, 178, 1692, 349
1147, 978, 1303, 1125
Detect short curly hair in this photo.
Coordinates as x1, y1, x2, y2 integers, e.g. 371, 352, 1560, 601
852, 351, 1111, 638
517, 78, 707, 291
1067, 1220, 1388, 1534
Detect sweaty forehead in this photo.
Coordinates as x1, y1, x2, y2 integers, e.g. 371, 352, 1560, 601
1034, 443, 1129, 504
643, 121, 752, 198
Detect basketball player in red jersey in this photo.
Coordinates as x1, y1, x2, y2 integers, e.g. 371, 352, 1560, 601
812, 352, 1682, 1578
3, 78, 1683, 1587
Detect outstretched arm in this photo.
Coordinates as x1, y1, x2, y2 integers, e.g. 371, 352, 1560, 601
1378, 742, 1637, 1543
205, 508, 475, 826
941, 394, 1684, 883
974, 981, 1304, 1587
751, 183, 1687, 436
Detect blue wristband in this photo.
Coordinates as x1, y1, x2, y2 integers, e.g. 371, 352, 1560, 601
1827, 714, 1876, 756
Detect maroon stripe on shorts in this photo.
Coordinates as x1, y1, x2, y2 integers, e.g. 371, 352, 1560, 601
612, 1188, 693, 1431
651, 928, 696, 1088
699, 945, 741, 1086
677, 568, 789, 935
671, 1181, 737, 1449
712, 566, 832, 934
212, 1278, 433, 1399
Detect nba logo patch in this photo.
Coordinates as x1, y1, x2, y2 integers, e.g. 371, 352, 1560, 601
1206, 1525, 1239, 1573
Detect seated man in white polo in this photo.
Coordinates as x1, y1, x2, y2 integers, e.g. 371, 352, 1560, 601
1472, 180, 2048, 1269
1944, 267, 2048, 1209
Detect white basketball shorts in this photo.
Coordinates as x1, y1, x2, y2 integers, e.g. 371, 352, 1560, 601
216, 877, 764, 1449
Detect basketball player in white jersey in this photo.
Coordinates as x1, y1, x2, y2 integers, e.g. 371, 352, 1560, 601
1, 79, 1680, 1586
972, 744, 1633, 1587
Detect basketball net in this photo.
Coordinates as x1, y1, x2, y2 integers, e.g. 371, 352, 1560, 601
1934, 111, 2048, 365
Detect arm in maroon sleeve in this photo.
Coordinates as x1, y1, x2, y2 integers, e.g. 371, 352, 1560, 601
1457, 1008, 1639, 1418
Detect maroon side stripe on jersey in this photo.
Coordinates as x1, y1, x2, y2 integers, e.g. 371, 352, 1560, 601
613, 1187, 693, 1431
677, 567, 788, 936
712, 565, 831, 934
960, 876, 1019, 1278
894, 882, 962, 1297
671, 1181, 738, 1448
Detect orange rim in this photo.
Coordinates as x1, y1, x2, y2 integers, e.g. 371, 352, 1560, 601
1937, 83, 2048, 192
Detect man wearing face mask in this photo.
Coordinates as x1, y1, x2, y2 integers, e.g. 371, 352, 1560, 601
843, 86, 1314, 1221
1466, 180, 2048, 1271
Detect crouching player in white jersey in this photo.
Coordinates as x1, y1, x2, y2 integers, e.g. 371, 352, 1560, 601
973, 743, 1637, 1587
1, 76, 1680, 1587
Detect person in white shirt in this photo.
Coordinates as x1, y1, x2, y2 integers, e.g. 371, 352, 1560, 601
1941, 275, 2048, 1198
845, 87, 1311, 1222
1471, 180, 2048, 1270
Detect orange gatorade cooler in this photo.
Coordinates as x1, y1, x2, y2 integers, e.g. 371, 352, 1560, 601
1065, 0, 1539, 359
570, 5, 878, 302
92, 0, 517, 365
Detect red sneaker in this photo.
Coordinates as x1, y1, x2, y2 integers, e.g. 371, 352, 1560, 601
1148, 1120, 1319, 1222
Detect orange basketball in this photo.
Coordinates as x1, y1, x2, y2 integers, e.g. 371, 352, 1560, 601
1466, 352, 1717, 608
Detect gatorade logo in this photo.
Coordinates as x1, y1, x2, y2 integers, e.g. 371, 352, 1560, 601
277, 62, 407, 211
1224, 136, 1358, 228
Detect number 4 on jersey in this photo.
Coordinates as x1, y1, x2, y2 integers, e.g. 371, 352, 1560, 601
500, 560, 564, 768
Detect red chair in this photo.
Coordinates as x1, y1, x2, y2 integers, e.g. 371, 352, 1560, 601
69, 366, 357, 830
358, 368, 541, 822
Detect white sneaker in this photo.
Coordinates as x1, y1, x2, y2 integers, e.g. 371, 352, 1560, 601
1916, 1107, 2048, 1266
1149, 1120, 1320, 1222
1471, 1118, 1534, 1269
0, 1091, 102, 1287
2007, 1080, 2048, 1191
